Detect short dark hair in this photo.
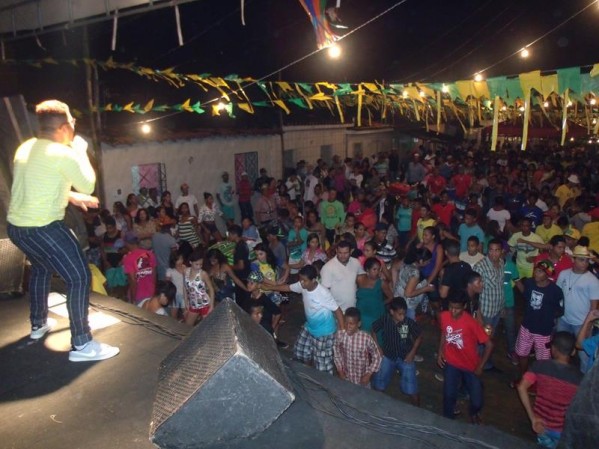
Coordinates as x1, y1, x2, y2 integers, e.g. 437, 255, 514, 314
104, 216, 116, 227
443, 239, 460, 257
228, 224, 242, 237
389, 297, 407, 311
157, 281, 177, 304
549, 235, 565, 246
467, 235, 480, 245
337, 240, 351, 251
487, 238, 503, 249
345, 307, 361, 321
299, 264, 318, 280
549, 331, 576, 356
448, 291, 469, 305
364, 257, 381, 271
464, 208, 478, 218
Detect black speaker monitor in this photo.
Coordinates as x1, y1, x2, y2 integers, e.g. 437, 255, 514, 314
150, 298, 295, 449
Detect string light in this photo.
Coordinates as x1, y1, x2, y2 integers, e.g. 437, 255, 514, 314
543, 101, 549, 108
474, 73, 484, 82
216, 102, 226, 111
419, 90, 426, 98
520, 47, 530, 58
402, 90, 409, 98
327, 44, 342, 59
140, 123, 151, 134
590, 98, 597, 105
441, 84, 449, 93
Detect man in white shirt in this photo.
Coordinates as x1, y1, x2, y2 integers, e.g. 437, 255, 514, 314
175, 182, 199, 217
320, 240, 364, 311
304, 165, 319, 203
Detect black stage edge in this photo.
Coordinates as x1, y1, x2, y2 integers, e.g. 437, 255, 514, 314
0, 293, 534, 449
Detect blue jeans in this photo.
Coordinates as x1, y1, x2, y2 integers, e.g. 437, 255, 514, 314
557, 318, 587, 372
443, 363, 484, 419
537, 429, 561, 448
372, 356, 418, 395
8, 221, 92, 347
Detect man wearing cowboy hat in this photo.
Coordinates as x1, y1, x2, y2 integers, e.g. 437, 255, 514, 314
554, 174, 581, 209
556, 245, 599, 373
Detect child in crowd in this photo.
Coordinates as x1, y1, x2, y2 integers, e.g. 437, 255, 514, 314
459, 235, 484, 268
165, 251, 186, 319
371, 298, 422, 405
517, 332, 582, 449
333, 307, 382, 388
437, 293, 493, 424
246, 271, 287, 348
138, 281, 177, 316
268, 264, 344, 374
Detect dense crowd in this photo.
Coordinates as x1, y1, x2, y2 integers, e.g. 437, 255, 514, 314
75, 142, 599, 448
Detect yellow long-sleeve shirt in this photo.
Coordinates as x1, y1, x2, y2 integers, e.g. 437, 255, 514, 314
8, 138, 96, 227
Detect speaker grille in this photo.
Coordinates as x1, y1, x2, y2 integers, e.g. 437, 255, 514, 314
0, 238, 25, 293
151, 299, 294, 435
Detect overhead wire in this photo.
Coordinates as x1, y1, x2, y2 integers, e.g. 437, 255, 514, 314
474, 0, 599, 76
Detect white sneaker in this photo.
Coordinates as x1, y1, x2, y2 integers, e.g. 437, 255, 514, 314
69, 340, 120, 362
414, 355, 424, 363
30, 317, 57, 339
434, 373, 444, 382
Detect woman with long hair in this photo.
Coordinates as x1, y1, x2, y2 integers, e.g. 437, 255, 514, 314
161, 190, 176, 219
177, 202, 202, 248
204, 248, 248, 303
183, 247, 215, 326
126, 193, 139, 219
198, 192, 223, 243
356, 257, 392, 334
393, 247, 435, 321
133, 207, 155, 250
113, 201, 131, 235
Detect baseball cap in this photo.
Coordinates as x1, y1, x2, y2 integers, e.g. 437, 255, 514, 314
535, 259, 555, 277
563, 227, 581, 241
247, 271, 264, 283
567, 174, 580, 184
545, 331, 576, 355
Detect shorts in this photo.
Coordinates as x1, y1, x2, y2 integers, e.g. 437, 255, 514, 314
515, 326, 551, 360
188, 305, 210, 316
293, 326, 335, 374
203, 221, 218, 234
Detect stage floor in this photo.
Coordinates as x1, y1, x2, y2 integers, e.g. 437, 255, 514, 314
0, 291, 534, 449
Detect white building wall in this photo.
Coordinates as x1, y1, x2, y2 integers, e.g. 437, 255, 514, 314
101, 134, 281, 204
100, 126, 394, 204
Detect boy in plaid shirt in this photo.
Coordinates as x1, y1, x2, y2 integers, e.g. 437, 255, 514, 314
334, 308, 382, 387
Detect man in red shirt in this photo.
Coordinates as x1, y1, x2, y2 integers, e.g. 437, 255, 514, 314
437, 294, 493, 423
452, 166, 472, 202
432, 190, 457, 228
532, 235, 573, 282
425, 166, 447, 197
237, 172, 253, 220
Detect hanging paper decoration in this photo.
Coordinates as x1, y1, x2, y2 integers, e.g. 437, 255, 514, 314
297, 0, 339, 49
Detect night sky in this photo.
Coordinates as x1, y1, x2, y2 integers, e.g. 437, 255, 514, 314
1, 0, 598, 130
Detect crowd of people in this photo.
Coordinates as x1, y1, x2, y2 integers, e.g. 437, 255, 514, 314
10, 100, 598, 448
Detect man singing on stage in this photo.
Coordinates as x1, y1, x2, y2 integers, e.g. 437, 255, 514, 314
7, 99, 120, 362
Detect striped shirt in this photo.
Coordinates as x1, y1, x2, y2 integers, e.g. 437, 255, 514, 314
474, 256, 505, 318
333, 330, 382, 385
372, 313, 421, 360
8, 138, 95, 227
523, 360, 582, 431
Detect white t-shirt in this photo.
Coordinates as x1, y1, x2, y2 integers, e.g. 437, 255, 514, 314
304, 174, 319, 203
486, 208, 511, 231
285, 178, 301, 201
556, 269, 599, 325
290, 282, 339, 337
320, 256, 364, 311
459, 251, 485, 268
348, 173, 363, 188
175, 194, 199, 216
